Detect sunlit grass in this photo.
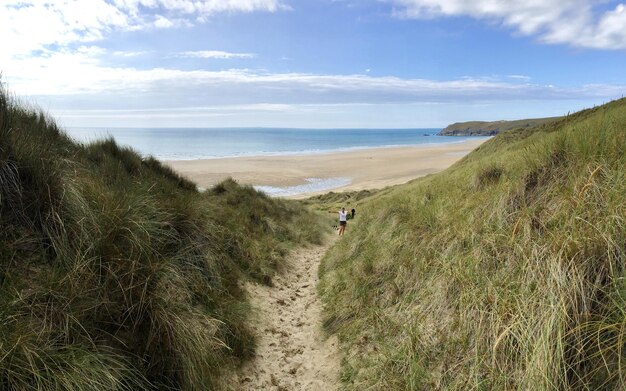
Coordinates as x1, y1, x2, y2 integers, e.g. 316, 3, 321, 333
320, 99, 626, 390
0, 85, 326, 390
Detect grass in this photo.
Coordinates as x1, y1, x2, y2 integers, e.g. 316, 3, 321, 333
441, 116, 560, 136
319, 98, 626, 390
0, 86, 325, 390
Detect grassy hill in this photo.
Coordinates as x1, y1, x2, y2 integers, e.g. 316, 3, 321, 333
0, 87, 325, 390
320, 99, 626, 389
440, 116, 560, 136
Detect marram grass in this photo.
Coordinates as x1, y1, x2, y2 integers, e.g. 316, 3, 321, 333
319, 99, 626, 390
0, 86, 325, 390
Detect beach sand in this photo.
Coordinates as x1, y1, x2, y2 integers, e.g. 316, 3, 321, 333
166, 139, 487, 197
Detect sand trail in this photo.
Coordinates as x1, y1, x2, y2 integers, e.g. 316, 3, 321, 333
236, 240, 340, 390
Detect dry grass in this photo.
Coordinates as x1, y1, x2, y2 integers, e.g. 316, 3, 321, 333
320, 98, 626, 390
0, 85, 325, 390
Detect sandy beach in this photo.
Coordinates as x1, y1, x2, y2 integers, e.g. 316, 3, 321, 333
166, 139, 487, 197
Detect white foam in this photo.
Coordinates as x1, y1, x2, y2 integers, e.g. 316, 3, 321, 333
254, 177, 352, 197
160, 139, 487, 161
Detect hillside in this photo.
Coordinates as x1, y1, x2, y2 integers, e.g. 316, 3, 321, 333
0, 87, 325, 390
440, 116, 560, 136
320, 99, 626, 389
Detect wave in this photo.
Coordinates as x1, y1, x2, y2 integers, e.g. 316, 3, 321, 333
158, 138, 489, 161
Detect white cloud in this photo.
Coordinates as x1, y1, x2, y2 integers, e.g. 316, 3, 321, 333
1, 0, 624, 129
0, 1, 128, 61
1, 0, 623, 116
508, 75, 531, 81
2, 46, 623, 105
53, 100, 608, 129
111, 0, 289, 15
112, 50, 150, 57
56, 103, 299, 119
177, 50, 256, 59
391, 0, 626, 50
153, 15, 175, 28
0, 0, 287, 59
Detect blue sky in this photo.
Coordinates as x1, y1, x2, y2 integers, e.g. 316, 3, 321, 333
1, 0, 626, 128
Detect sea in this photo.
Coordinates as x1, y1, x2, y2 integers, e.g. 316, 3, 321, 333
65, 127, 485, 196
66, 127, 479, 160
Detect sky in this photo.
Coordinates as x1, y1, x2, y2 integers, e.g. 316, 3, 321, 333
1, 0, 626, 128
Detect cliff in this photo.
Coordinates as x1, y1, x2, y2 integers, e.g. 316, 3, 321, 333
440, 116, 560, 136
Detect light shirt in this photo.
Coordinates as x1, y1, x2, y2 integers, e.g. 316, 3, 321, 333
339, 211, 347, 222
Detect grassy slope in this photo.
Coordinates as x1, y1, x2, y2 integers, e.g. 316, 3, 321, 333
0, 89, 324, 390
304, 189, 379, 215
440, 116, 560, 136
320, 99, 626, 390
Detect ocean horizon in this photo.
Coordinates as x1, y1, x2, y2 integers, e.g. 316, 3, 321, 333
66, 127, 486, 161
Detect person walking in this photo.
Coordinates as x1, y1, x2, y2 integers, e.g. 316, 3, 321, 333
338, 207, 348, 236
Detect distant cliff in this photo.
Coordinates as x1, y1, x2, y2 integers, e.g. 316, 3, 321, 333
439, 116, 560, 136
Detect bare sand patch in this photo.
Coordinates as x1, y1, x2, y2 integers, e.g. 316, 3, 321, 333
235, 240, 340, 391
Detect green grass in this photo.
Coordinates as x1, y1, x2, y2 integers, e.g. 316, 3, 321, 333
319, 98, 626, 390
0, 86, 325, 390
440, 116, 560, 136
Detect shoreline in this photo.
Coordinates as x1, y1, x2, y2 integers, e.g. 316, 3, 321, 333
166, 139, 487, 197
159, 138, 483, 161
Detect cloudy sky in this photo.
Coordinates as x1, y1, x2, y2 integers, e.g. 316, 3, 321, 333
1, 0, 626, 128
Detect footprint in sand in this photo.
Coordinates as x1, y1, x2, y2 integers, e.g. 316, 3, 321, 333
235, 241, 341, 391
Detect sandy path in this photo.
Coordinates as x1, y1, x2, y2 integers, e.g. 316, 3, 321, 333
236, 240, 340, 391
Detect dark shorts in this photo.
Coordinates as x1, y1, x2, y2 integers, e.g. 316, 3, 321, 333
339, 221, 347, 226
